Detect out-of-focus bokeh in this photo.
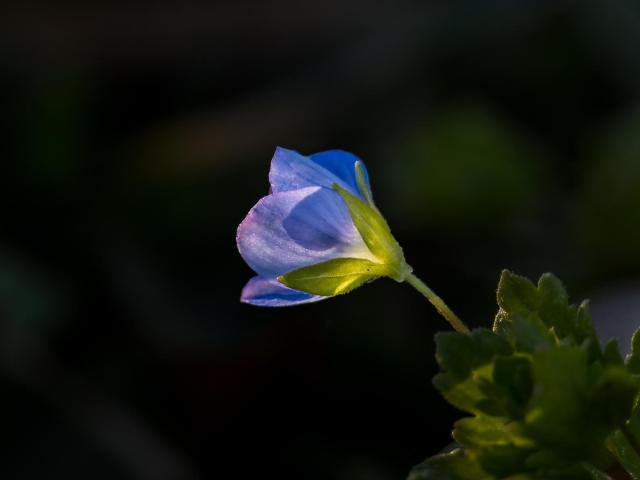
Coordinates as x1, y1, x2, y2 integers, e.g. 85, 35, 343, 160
2, 1, 640, 478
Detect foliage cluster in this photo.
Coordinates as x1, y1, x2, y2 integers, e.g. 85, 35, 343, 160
410, 271, 640, 479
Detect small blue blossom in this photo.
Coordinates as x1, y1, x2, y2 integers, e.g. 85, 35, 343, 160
237, 147, 410, 307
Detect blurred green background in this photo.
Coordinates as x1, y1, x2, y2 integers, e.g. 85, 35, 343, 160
3, 1, 640, 479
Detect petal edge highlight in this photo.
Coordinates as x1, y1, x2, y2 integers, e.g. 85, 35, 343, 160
241, 276, 326, 307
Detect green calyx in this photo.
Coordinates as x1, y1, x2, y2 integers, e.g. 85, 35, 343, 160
278, 162, 411, 297
332, 179, 411, 282
278, 257, 388, 296
355, 160, 375, 206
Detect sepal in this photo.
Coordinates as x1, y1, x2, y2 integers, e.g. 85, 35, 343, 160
332, 182, 411, 281
278, 257, 387, 296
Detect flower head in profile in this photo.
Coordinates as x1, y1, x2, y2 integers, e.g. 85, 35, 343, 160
236, 147, 412, 307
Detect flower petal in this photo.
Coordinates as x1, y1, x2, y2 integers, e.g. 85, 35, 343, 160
236, 186, 376, 279
269, 147, 370, 199
241, 276, 326, 306
310, 149, 371, 195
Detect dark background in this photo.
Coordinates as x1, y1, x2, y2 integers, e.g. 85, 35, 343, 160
3, 1, 640, 479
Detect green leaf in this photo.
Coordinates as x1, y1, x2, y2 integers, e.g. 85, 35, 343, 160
603, 339, 624, 366
524, 345, 589, 454
453, 416, 534, 476
576, 302, 599, 348
588, 365, 639, 431
430, 271, 639, 478
496, 270, 539, 317
278, 257, 386, 296
407, 449, 495, 480
494, 271, 601, 361
607, 392, 640, 477
537, 272, 569, 305
536, 273, 575, 339
626, 395, 640, 439
493, 355, 533, 417
332, 182, 410, 281
523, 347, 637, 465
627, 328, 640, 374
433, 329, 513, 415
435, 329, 512, 378
606, 430, 640, 479
510, 314, 556, 353
454, 416, 533, 450
579, 462, 616, 480
434, 364, 497, 416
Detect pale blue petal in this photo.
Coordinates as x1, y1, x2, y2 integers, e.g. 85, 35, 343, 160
241, 276, 326, 306
269, 147, 370, 199
236, 186, 374, 279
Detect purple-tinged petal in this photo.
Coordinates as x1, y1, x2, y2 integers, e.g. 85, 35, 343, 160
269, 147, 369, 199
241, 276, 326, 306
236, 186, 376, 279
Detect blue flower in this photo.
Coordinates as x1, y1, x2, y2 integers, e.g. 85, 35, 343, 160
237, 147, 411, 307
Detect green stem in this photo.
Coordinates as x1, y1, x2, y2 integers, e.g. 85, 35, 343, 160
405, 273, 470, 334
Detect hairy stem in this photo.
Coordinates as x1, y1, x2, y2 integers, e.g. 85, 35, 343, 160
405, 273, 470, 334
